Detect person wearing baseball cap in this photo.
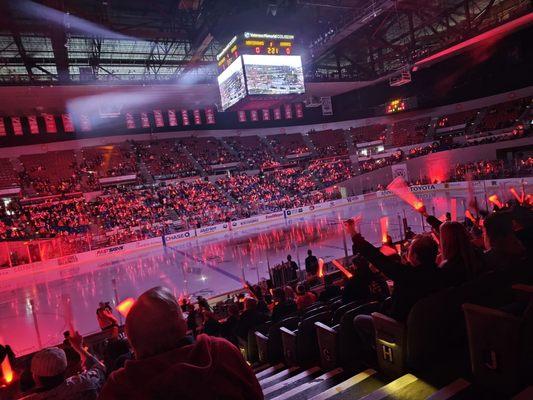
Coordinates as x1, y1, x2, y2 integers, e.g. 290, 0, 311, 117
20, 332, 105, 400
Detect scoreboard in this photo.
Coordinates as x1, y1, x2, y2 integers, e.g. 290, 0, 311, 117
217, 33, 295, 72
216, 32, 304, 111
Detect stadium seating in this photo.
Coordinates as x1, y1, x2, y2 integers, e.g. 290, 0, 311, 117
477, 98, 530, 132
19, 150, 82, 196
132, 139, 198, 178
268, 133, 310, 158
224, 135, 274, 169
81, 143, 137, 178
308, 129, 349, 157
436, 109, 479, 129
178, 136, 239, 168
0, 158, 19, 189
349, 124, 387, 144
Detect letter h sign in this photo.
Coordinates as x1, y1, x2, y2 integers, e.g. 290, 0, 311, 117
382, 345, 393, 363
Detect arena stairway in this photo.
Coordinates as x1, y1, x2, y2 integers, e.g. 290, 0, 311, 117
254, 364, 473, 400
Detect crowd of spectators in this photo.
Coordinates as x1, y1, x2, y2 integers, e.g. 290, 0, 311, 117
2, 193, 531, 399
1, 155, 531, 250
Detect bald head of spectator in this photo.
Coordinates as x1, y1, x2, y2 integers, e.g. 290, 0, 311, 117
125, 286, 187, 360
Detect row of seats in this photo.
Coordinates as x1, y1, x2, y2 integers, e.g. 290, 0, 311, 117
246, 278, 533, 399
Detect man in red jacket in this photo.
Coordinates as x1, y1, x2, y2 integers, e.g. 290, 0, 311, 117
98, 286, 263, 400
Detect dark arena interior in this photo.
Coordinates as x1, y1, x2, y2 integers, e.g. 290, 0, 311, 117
0, 0, 532, 399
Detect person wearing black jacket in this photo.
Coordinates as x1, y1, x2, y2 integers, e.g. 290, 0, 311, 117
305, 250, 319, 276
271, 288, 297, 323
342, 255, 390, 305
344, 218, 441, 357
235, 298, 268, 342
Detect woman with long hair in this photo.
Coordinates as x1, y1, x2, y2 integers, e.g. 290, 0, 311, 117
438, 221, 485, 286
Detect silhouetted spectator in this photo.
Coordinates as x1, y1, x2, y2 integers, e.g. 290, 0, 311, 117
236, 298, 268, 342
98, 287, 263, 400
342, 255, 389, 304
295, 284, 317, 311
305, 250, 319, 276
271, 288, 297, 323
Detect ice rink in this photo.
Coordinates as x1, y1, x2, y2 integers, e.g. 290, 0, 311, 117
0, 189, 478, 356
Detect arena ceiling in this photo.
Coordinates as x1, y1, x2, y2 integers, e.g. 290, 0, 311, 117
0, 0, 530, 86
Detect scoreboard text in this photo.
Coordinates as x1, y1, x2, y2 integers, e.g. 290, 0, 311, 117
217, 33, 295, 72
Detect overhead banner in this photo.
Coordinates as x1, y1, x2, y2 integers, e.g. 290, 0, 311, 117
11, 117, 23, 135
80, 115, 91, 132
205, 108, 216, 125
153, 109, 164, 127
250, 110, 259, 122
43, 114, 57, 133
284, 104, 293, 119
295, 103, 304, 118
125, 112, 136, 129
61, 113, 75, 132
321, 96, 333, 116
193, 109, 202, 125
237, 110, 247, 123
140, 112, 150, 128
262, 109, 271, 121
28, 115, 39, 134
273, 107, 282, 120
391, 163, 409, 182
0, 118, 6, 136
168, 110, 178, 127
181, 110, 190, 126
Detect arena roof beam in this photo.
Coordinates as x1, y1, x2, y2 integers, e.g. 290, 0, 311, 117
11, 34, 35, 81
306, 0, 398, 64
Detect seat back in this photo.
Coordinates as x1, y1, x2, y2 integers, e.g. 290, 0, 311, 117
302, 305, 328, 319
332, 301, 358, 325
246, 321, 271, 363
264, 316, 299, 363
407, 270, 512, 371
463, 303, 524, 396
329, 299, 344, 313
372, 312, 407, 378
295, 311, 331, 366
339, 301, 380, 370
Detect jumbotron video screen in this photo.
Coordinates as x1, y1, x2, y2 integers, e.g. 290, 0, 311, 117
242, 54, 305, 96
217, 56, 247, 110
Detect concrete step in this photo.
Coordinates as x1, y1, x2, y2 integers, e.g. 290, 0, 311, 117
270, 367, 345, 400
255, 363, 285, 380
260, 366, 301, 389
359, 374, 430, 400
310, 369, 387, 400
427, 379, 471, 400
263, 366, 322, 399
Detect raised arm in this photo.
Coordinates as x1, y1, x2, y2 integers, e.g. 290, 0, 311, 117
344, 219, 405, 282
